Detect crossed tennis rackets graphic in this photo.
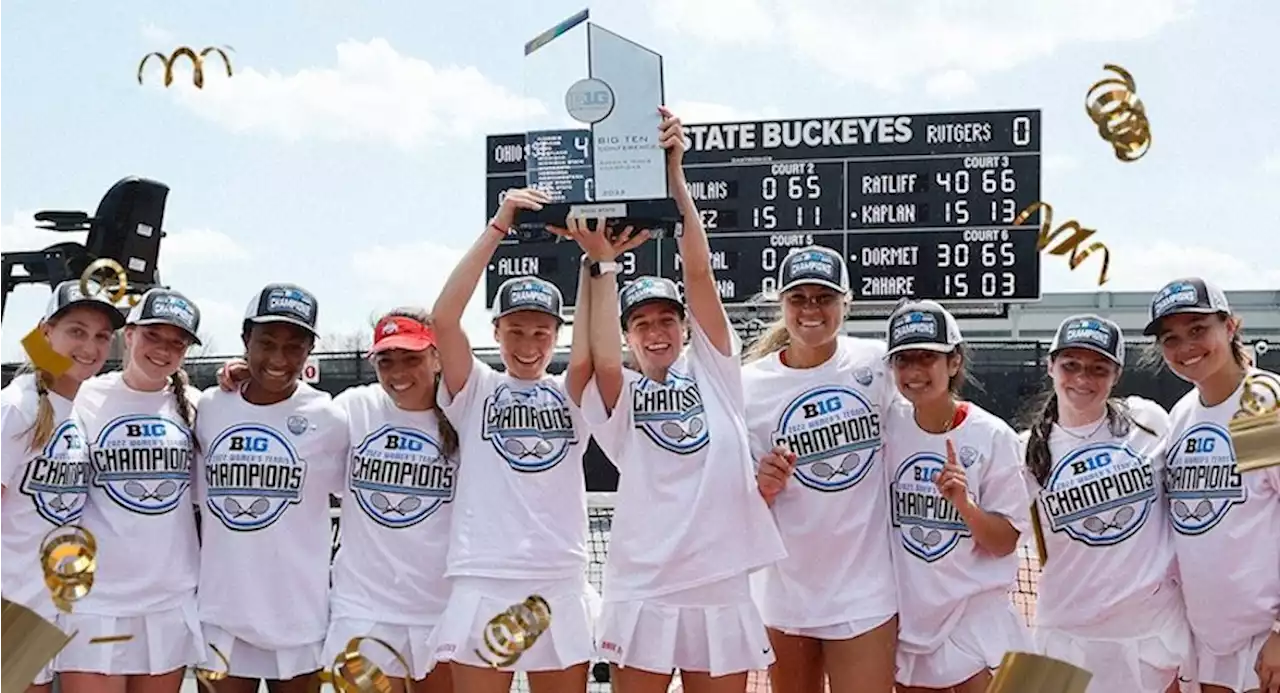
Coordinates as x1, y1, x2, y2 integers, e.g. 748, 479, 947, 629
1079, 505, 1136, 534
908, 525, 943, 548
122, 479, 180, 502
806, 453, 861, 480
1170, 498, 1215, 523
658, 417, 704, 442
502, 437, 555, 459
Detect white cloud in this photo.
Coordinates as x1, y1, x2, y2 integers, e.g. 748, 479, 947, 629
924, 70, 978, 99
162, 228, 250, 268
1044, 154, 1080, 172
1040, 239, 1280, 292
159, 39, 546, 150
667, 100, 781, 124
653, 0, 1194, 91
348, 240, 502, 348
1264, 151, 1280, 172
140, 22, 175, 45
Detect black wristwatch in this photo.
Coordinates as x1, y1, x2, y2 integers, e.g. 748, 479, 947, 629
589, 260, 621, 278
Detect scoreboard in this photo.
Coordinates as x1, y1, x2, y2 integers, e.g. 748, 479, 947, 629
484, 109, 1042, 311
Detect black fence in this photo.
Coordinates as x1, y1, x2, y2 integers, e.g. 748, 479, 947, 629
5, 341, 1276, 492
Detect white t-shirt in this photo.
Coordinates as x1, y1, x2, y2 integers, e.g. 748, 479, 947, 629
438, 358, 588, 580
1023, 396, 1177, 635
1161, 368, 1280, 655
1, 374, 88, 618
329, 384, 459, 625
68, 372, 201, 616
194, 383, 347, 650
886, 401, 1030, 650
741, 336, 901, 629
582, 319, 787, 602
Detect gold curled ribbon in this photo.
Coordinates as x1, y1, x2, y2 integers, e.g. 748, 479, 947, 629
138, 45, 235, 89
40, 525, 97, 613
474, 595, 553, 668
317, 636, 412, 693
1014, 201, 1111, 286
194, 643, 231, 693
1240, 374, 1280, 417
1085, 64, 1151, 162
21, 326, 75, 377
79, 258, 129, 304
88, 634, 135, 644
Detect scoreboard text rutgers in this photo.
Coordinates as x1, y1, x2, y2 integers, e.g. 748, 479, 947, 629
484, 109, 1043, 311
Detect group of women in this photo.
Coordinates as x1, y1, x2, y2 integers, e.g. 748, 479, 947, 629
2, 106, 1277, 693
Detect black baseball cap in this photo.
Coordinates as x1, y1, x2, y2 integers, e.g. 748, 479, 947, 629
43, 280, 126, 330
619, 276, 685, 327
243, 283, 319, 336
492, 276, 564, 323
886, 300, 964, 357
778, 246, 849, 294
1143, 277, 1231, 336
1050, 314, 1124, 366
127, 288, 202, 345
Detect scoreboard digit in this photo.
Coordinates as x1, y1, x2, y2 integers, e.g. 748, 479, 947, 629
484, 110, 1042, 311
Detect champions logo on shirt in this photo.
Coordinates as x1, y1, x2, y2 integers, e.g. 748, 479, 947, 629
1042, 442, 1154, 546
1164, 423, 1245, 536
482, 383, 578, 473
90, 414, 193, 515
632, 368, 708, 455
891, 452, 971, 562
350, 425, 455, 528
204, 424, 307, 531
771, 386, 881, 492
19, 420, 89, 525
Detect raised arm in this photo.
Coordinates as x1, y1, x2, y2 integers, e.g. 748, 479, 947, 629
563, 234, 594, 407
661, 106, 733, 356
432, 188, 549, 397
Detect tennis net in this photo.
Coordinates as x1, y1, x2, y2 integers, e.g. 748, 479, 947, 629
328, 491, 1043, 692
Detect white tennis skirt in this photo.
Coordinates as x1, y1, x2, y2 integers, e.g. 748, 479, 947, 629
56, 601, 203, 676
323, 618, 438, 680
1193, 628, 1269, 693
896, 591, 1032, 689
774, 612, 896, 641
596, 573, 773, 677
429, 574, 599, 673
1034, 594, 1194, 693
199, 623, 324, 680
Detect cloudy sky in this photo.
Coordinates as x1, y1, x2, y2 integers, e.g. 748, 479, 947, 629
2, 0, 1278, 361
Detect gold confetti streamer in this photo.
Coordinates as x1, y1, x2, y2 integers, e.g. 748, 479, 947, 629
88, 634, 134, 645
317, 637, 413, 693
474, 596, 552, 668
138, 46, 235, 89
21, 327, 74, 378
194, 644, 231, 693
40, 526, 97, 614
1231, 374, 1280, 474
1085, 64, 1151, 162
78, 259, 129, 304
1014, 202, 1112, 286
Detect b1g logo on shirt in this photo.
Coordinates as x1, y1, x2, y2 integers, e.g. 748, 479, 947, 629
1043, 442, 1154, 546
632, 368, 708, 455
771, 386, 881, 492
204, 424, 307, 531
350, 425, 456, 528
482, 384, 578, 473
1164, 423, 1245, 536
19, 420, 89, 525
90, 415, 193, 515
891, 452, 971, 562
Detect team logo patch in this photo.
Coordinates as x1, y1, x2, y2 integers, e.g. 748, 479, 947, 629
1042, 442, 1155, 546
891, 452, 970, 562
19, 420, 89, 525
350, 425, 455, 529
771, 386, 882, 492
482, 383, 578, 473
204, 424, 307, 531
631, 367, 708, 455
854, 367, 874, 386
89, 414, 194, 515
287, 415, 310, 435
1164, 423, 1246, 536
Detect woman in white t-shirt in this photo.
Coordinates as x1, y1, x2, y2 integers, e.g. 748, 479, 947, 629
556, 107, 787, 693
743, 247, 900, 693
879, 300, 1031, 693
1020, 314, 1192, 693
195, 283, 348, 693
1144, 277, 1280, 693
428, 187, 614, 693
56, 288, 205, 693
1, 281, 122, 693
217, 308, 462, 693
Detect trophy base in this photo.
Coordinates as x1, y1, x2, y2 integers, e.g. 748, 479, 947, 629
513, 198, 682, 242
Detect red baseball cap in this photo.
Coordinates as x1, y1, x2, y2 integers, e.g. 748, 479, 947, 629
367, 316, 436, 357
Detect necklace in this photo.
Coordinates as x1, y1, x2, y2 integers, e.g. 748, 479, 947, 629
915, 402, 958, 435
1054, 416, 1108, 441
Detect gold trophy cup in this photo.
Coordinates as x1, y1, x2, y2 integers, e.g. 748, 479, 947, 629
987, 652, 1092, 693
1232, 374, 1280, 474
1, 598, 75, 693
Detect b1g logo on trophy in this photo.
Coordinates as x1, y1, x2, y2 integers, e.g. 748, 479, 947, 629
514, 9, 681, 239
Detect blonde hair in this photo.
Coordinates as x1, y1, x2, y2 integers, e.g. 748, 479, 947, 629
744, 318, 791, 363
22, 366, 58, 452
